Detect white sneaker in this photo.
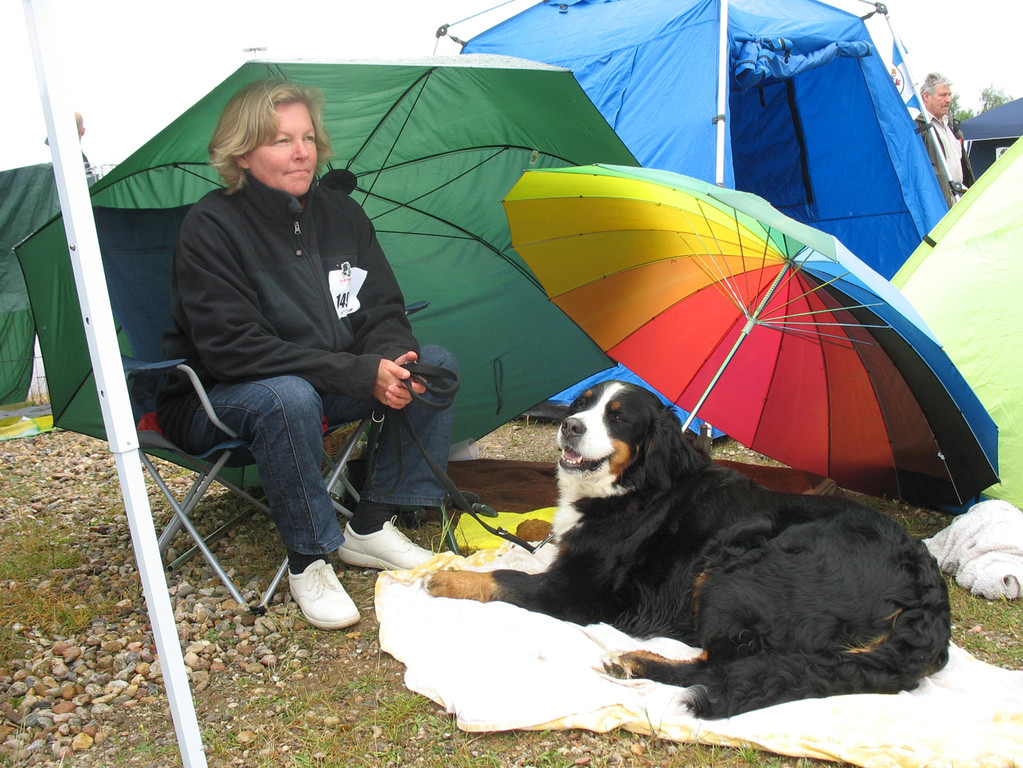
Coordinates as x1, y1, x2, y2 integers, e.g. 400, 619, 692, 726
288, 560, 360, 629
338, 518, 435, 571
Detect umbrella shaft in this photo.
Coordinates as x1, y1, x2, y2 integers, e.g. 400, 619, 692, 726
681, 317, 754, 431
681, 263, 790, 431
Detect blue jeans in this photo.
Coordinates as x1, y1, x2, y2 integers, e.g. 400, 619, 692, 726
187, 345, 457, 555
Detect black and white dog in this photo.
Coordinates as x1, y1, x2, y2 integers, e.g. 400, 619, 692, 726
427, 380, 951, 718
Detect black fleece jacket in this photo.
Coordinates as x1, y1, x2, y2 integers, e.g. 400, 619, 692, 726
156, 173, 417, 449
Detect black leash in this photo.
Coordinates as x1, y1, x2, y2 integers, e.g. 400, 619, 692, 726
399, 362, 460, 411
366, 362, 547, 554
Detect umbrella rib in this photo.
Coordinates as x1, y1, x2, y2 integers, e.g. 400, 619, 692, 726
732, 209, 779, 314
758, 322, 885, 346
755, 260, 891, 339
741, 216, 778, 313
169, 162, 221, 185
764, 312, 888, 330
353, 143, 585, 183
343, 69, 436, 200
682, 201, 751, 312
765, 301, 888, 325
91, 162, 220, 195
682, 201, 783, 318
362, 187, 544, 288
360, 146, 508, 212
343, 143, 585, 231
761, 266, 880, 324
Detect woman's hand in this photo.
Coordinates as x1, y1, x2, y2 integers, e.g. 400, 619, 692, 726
373, 351, 425, 409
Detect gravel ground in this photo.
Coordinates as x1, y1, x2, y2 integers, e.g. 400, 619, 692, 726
0, 422, 572, 767
1, 421, 1018, 767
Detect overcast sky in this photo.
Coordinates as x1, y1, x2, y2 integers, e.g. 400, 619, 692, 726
4, 0, 1018, 173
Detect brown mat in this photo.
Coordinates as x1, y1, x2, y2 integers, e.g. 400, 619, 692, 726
447, 458, 834, 514
448, 459, 559, 513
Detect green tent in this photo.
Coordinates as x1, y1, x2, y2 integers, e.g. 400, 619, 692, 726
0, 163, 60, 405
893, 137, 1023, 508
15, 57, 636, 448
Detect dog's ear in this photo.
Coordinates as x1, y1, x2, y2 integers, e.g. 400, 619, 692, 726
635, 404, 700, 488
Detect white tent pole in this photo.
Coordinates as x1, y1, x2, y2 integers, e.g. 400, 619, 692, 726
714, 0, 730, 187
21, 2, 208, 766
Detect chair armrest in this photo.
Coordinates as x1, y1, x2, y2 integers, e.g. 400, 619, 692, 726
405, 300, 430, 317
125, 357, 186, 376
124, 357, 238, 440
173, 364, 239, 440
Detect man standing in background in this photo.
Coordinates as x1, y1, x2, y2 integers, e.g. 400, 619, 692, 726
915, 73, 975, 207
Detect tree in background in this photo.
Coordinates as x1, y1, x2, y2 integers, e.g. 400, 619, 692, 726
980, 85, 1013, 113
952, 92, 973, 123
952, 85, 1014, 123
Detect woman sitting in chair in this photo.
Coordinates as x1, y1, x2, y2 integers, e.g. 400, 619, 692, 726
157, 79, 457, 630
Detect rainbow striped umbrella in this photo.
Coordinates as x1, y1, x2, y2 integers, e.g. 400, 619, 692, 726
503, 165, 997, 506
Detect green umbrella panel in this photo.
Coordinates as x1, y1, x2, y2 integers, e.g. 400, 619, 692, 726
16, 57, 637, 457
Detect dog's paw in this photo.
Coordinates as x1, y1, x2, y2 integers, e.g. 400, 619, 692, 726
425, 570, 497, 602
601, 652, 635, 679
424, 571, 460, 597
601, 651, 646, 679
601, 649, 671, 680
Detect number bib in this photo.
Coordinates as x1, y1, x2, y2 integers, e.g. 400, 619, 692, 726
328, 262, 367, 319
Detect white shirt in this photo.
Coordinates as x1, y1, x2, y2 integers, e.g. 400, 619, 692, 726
926, 110, 965, 185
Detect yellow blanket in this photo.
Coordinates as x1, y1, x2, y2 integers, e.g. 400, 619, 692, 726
452, 507, 555, 552
0, 412, 53, 441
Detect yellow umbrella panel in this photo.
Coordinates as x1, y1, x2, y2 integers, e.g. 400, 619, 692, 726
503, 168, 791, 350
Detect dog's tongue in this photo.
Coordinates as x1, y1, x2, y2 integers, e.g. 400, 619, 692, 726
562, 448, 582, 463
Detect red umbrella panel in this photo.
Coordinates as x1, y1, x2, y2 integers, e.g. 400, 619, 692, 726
606, 267, 941, 497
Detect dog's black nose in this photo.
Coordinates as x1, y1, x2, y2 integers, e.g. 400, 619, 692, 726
561, 417, 585, 438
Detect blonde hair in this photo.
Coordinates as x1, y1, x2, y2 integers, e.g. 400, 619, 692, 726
209, 79, 334, 194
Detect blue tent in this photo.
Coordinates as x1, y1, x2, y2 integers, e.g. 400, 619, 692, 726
549, 363, 724, 438
961, 97, 1023, 178
464, 0, 947, 279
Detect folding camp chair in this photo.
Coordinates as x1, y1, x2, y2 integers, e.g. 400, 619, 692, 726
95, 206, 368, 614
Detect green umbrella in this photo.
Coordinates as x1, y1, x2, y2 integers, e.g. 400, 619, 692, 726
16, 57, 636, 449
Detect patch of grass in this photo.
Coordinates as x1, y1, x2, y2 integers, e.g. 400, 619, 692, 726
0, 517, 117, 666
948, 585, 1023, 668
0, 517, 82, 581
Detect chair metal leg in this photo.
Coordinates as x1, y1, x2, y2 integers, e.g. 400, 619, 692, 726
166, 476, 274, 569
257, 558, 290, 614
323, 420, 370, 520
150, 476, 250, 608
141, 451, 281, 614
153, 450, 233, 551
141, 419, 368, 615
166, 506, 263, 572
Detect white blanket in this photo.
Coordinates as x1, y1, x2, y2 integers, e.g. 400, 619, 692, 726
925, 499, 1023, 600
376, 545, 1023, 768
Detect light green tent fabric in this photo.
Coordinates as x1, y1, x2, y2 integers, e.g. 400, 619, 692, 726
15, 57, 636, 451
0, 164, 60, 405
893, 137, 1023, 507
